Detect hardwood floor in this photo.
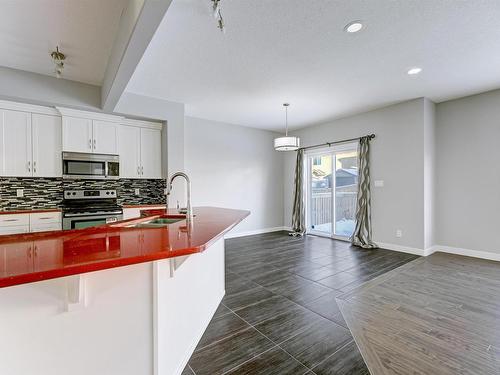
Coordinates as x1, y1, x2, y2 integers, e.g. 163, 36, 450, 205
337, 252, 500, 375
184, 231, 418, 374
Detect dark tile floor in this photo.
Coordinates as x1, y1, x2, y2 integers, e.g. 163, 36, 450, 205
185, 231, 419, 375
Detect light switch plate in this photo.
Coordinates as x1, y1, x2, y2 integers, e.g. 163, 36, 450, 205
396, 229, 403, 238
134, 188, 140, 196
374, 180, 384, 187
16, 189, 24, 198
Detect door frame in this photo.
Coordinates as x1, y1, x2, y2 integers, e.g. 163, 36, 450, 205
304, 142, 358, 240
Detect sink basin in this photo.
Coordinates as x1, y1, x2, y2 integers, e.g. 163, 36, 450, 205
125, 215, 186, 228
148, 217, 184, 225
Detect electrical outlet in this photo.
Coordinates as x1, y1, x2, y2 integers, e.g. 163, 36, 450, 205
164, 188, 168, 195
134, 188, 140, 196
16, 189, 24, 198
396, 229, 403, 238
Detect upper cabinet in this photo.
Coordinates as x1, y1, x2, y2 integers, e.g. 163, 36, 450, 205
62, 116, 92, 153
32, 114, 62, 177
140, 127, 162, 179
119, 119, 163, 179
0, 101, 163, 180
0, 109, 32, 177
0, 108, 62, 178
58, 108, 122, 155
93, 120, 118, 154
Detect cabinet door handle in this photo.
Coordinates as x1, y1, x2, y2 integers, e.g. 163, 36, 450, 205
93, 139, 96, 149
137, 166, 140, 175
141, 166, 144, 175
89, 139, 92, 149
27, 161, 31, 172
3, 219, 19, 222
33, 161, 37, 173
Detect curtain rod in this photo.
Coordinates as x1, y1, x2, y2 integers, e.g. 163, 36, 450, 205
299, 133, 375, 151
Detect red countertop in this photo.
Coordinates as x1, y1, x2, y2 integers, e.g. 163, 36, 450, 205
0, 207, 249, 288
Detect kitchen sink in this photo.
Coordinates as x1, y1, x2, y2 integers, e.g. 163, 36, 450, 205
148, 217, 185, 225
126, 215, 186, 228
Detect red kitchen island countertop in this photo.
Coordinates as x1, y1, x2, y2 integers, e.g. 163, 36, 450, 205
0, 207, 249, 288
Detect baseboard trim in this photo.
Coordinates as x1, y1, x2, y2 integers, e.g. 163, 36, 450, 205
225, 226, 289, 239
375, 242, 427, 256
431, 245, 500, 262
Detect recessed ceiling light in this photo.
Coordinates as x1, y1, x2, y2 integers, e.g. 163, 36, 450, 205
344, 21, 363, 33
407, 67, 423, 75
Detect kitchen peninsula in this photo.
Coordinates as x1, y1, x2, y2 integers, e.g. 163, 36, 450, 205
0, 207, 249, 375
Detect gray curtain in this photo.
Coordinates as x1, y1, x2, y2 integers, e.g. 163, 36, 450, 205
351, 136, 378, 248
290, 149, 305, 236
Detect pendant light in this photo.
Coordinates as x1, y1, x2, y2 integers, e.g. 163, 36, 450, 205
274, 103, 300, 151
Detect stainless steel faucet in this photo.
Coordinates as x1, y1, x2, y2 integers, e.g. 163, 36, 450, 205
166, 172, 193, 222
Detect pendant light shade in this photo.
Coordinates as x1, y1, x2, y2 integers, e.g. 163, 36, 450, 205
274, 136, 300, 151
274, 103, 300, 151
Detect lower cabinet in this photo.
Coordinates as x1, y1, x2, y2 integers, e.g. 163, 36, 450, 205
0, 212, 62, 235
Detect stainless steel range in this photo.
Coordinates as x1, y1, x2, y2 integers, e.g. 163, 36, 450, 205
62, 190, 123, 230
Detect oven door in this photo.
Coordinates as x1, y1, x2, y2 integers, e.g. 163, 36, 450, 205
63, 213, 123, 230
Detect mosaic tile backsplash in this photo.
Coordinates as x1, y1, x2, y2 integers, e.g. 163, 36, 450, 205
0, 178, 166, 211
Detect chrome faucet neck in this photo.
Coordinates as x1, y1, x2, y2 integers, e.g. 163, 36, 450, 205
166, 172, 193, 222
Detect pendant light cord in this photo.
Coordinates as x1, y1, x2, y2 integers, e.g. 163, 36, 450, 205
283, 103, 290, 136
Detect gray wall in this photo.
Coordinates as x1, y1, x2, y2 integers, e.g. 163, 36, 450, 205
185, 117, 284, 234
0, 66, 100, 109
424, 98, 436, 249
436, 89, 500, 253
284, 99, 426, 250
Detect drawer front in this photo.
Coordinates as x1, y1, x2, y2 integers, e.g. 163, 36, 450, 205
0, 225, 30, 235
30, 212, 62, 225
31, 223, 62, 233
0, 214, 30, 227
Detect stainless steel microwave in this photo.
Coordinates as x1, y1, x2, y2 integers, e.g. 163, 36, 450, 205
62, 152, 120, 179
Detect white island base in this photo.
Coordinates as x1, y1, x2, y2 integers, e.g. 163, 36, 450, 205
0, 237, 225, 375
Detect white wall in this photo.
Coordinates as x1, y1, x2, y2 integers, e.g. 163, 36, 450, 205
284, 99, 427, 250
185, 117, 284, 235
436, 89, 500, 255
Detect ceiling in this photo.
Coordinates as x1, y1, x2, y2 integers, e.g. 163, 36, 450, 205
0, 0, 125, 85
126, 0, 500, 131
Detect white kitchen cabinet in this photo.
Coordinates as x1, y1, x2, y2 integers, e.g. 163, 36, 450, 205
118, 125, 141, 178
118, 121, 162, 179
30, 223, 62, 233
62, 116, 93, 153
140, 128, 162, 179
0, 109, 32, 177
0, 212, 61, 236
32, 114, 62, 177
0, 226, 30, 235
93, 120, 118, 154
0, 110, 62, 178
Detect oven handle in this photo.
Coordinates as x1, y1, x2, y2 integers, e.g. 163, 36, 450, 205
63, 211, 123, 217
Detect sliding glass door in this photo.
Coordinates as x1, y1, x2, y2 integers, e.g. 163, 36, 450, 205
306, 143, 358, 239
